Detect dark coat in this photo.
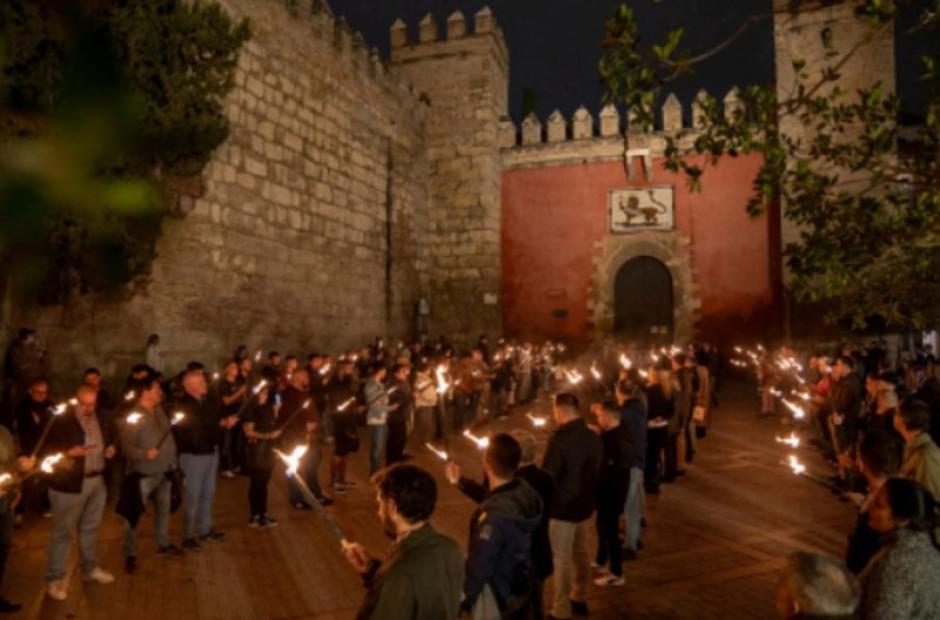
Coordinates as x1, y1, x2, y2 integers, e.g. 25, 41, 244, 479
542, 417, 602, 522
44, 410, 110, 494
457, 465, 555, 581
174, 394, 221, 455
463, 478, 542, 612
621, 396, 647, 469
356, 523, 464, 620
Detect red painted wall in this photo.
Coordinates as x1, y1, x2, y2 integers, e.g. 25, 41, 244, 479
501, 154, 781, 345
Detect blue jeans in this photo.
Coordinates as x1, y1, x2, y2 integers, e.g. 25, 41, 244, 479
369, 424, 387, 475
123, 475, 171, 557
623, 466, 645, 551
46, 476, 107, 581
179, 451, 219, 540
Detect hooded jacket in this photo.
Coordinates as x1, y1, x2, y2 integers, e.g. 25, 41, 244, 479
463, 478, 543, 612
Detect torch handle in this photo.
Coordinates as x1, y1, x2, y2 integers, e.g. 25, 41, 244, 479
29, 415, 59, 460
289, 468, 346, 542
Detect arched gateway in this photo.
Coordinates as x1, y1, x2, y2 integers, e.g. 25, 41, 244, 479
614, 256, 674, 343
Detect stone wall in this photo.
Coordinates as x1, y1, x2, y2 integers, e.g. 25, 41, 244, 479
389, 9, 508, 342
17, 0, 435, 385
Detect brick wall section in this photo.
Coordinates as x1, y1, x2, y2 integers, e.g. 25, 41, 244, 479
20, 0, 433, 383
390, 10, 509, 342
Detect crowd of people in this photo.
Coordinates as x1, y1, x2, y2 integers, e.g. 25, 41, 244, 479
754, 342, 940, 620
4, 326, 938, 618
0, 327, 725, 619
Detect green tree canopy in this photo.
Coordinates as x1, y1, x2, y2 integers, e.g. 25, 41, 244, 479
0, 0, 250, 302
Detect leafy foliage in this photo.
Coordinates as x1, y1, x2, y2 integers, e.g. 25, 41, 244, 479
600, 0, 940, 330
0, 0, 250, 302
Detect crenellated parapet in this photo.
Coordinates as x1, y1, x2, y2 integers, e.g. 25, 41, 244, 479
500, 88, 738, 170
387, 6, 509, 340
389, 7, 509, 84
237, 0, 425, 104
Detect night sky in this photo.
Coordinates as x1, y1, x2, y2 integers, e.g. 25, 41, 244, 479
328, 0, 932, 124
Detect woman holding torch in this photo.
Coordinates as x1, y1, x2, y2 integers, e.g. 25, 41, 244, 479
243, 383, 282, 527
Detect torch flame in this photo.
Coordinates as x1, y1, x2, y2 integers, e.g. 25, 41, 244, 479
0, 473, 12, 485
337, 397, 356, 412
463, 430, 490, 449
787, 455, 806, 476
274, 445, 309, 476
619, 354, 632, 370
126, 412, 144, 425
40, 453, 64, 474
776, 432, 801, 448
781, 399, 806, 420
254, 350, 262, 362
252, 380, 268, 395
319, 363, 332, 376
526, 413, 547, 428
124, 391, 136, 401
590, 364, 602, 381
171, 412, 185, 425
425, 443, 448, 461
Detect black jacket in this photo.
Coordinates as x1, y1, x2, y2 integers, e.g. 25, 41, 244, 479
597, 424, 633, 511
463, 478, 542, 612
542, 418, 602, 522
44, 410, 111, 494
173, 394, 221, 455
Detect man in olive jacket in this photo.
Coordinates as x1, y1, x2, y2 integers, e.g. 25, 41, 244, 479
895, 399, 940, 501
343, 465, 464, 620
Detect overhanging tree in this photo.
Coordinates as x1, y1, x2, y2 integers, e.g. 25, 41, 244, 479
599, 0, 939, 331
0, 0, 250, 302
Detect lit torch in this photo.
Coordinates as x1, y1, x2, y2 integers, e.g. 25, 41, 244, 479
425, 442, 449, 461
776, 432, 801, 448
274, 446, 348, 544
781, 398, 806, 421
30, 399, 75, 460
527, 413, 547, 428
463, 430, 490, 450
619, 354, 632, 370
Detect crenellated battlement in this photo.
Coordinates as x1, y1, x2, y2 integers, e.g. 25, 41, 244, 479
235, 0, 425, 103
389, 7, 509, 78
500, 88, 739, 170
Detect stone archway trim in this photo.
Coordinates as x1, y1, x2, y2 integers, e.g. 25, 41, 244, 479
588, 231, 699, 344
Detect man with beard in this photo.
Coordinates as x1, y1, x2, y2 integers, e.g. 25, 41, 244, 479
342, 465, 464, 620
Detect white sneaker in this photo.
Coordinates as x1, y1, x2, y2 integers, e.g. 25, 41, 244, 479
84, 567, 115, 584
46, 580, 68, 601
594, 574, 625, 587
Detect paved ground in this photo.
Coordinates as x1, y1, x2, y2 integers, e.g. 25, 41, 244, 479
5, 379, 856, 619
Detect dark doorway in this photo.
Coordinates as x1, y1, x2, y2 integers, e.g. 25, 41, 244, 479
614, 256, 674, 343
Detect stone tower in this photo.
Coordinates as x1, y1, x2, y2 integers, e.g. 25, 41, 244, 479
773, 0, 896, 268
390, 8, 508, 341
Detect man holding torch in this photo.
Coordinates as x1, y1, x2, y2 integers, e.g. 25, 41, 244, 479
119, 374, 181, 574
342, 465, 464, 619
43, 383, 116, 601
